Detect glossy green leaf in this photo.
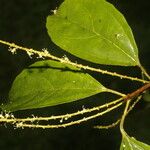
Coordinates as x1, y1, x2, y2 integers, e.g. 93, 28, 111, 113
2, 60, 106, 112
120, 133, 150, 150
46, 0, 140, 66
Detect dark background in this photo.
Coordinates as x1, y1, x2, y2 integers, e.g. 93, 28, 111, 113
0, 0, 150, 149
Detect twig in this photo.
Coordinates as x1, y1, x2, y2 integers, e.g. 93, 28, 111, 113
0, 40, 148, 83
15, 102, 123, 129
124, 82, 150, 100
94, 118, 121, 129
0, 98, 124, 123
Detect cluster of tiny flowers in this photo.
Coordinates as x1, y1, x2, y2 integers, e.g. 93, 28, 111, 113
0, 111, 14, 119
42, 48, 49, 55
16, 122, 24, 128
36, 53, 44, 59
60, 55, 70, 63
51, 7, 57, 15
27, 51, 34, 58
36, 48, 50, 59
8, 47, 17, 54
26, 48, 50, 59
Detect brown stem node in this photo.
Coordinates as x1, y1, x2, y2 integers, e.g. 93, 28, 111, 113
124, 82, 150, 101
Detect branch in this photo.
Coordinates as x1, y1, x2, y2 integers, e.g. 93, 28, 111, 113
15, 102, 123, 129
94, 118, 121, 129
0, 40, 148, 84
0, 98, 124, 123
124, 82, 150, 100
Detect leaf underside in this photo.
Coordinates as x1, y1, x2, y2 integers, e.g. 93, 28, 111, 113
46, 0, 139, 66
2, 60, 106, 112
120, 135, 150, 150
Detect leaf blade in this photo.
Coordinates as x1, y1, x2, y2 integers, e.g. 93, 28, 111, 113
46, 0, 139, 66
120, 135, 150, 150
2, 60, 106, 112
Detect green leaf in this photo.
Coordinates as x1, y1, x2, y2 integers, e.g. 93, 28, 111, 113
46, 0, 140, 66
2, 60, 106, 112
143, 91, 150, 102
120, 133, 150, 150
